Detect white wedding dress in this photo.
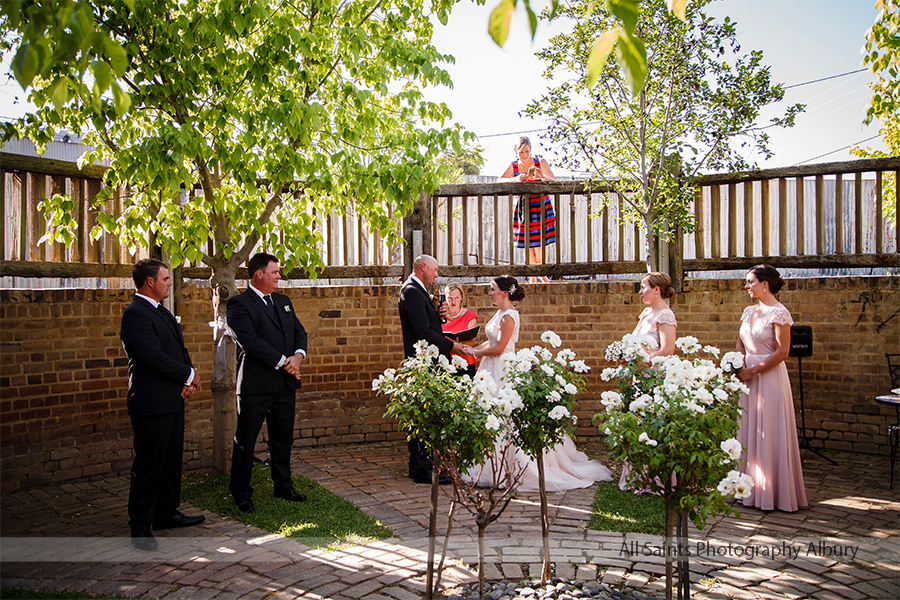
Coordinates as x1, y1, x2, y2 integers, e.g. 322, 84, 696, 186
464, 308, 612, 492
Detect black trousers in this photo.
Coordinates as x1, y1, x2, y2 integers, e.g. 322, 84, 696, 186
229, 389, 296, 501
128, 408, 184, 531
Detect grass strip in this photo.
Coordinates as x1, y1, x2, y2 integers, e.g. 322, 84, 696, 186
588, 481, 665, 536
182, 463, 392, 550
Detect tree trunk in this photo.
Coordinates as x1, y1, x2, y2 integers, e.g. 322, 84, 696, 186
477, 519, 487, 600
537, 450, 552, 585
664, 493, 674, 600
677, 510, 690, 600
210, 261, 239, 472
643, 212, 659, 273
425, 451, 441, 600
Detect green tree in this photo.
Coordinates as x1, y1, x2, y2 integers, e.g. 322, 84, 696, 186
851, 0, 898, 224
486, 0, 687, 94
434, 140, 486, 182
1, 0, 466, 469
523, 0, 802, 271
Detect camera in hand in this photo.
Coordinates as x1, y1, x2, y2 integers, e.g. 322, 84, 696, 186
439, 293, 446, 324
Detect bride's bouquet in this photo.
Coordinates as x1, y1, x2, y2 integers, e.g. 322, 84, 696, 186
596, 334, 753, 522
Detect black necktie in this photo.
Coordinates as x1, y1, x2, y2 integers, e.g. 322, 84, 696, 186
264, 295, 277, 320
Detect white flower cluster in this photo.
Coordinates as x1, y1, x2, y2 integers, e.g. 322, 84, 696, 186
604, 333, 658, 362
541, 330, 562, 348
675, 336, 701, 354
717, 470, 754, 499
720, 351, 744, 372
372, 368, 396, 392
600, 390, 623, 414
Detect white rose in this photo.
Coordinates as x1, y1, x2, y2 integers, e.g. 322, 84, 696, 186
541, 363, 555, 376
541, 330, 562, 348
720, 438, 742, 461
548, 405, 570, 420
638, 432, 658, 446
564, 382, 578, 395
485, 414, 501, 431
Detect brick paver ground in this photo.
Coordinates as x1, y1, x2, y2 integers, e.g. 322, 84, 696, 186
2, 441, 898, 599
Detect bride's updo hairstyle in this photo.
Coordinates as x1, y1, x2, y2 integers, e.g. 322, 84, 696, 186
495, 275, 525, 302
748, 264, 785, 294
642, 272, 675, 299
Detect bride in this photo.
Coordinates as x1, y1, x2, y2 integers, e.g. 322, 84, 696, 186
464, 275, 611, 492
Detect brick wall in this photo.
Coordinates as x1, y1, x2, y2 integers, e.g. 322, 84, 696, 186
1, 276, 897, 491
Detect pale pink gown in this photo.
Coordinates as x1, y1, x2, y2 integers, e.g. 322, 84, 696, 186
619, 307, 677, 492
464, 308, 611, 492
737, 303, 808, 512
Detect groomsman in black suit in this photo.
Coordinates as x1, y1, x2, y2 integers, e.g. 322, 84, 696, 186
120, 259, 205, 551
227, 252, 308, 513
398, 254, 468, 483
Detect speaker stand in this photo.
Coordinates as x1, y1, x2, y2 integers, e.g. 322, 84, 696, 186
796, 356, 838, 465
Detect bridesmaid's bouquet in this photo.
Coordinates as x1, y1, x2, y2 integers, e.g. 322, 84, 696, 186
596, 334, 753, 524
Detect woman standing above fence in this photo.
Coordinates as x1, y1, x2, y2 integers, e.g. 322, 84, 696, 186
498, 136, 556, 282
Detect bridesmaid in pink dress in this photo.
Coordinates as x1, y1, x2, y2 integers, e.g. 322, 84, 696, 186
736, 265, 808, 512
619, 272, 677, 492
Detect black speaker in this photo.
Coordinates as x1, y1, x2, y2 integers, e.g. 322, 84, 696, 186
789, 325, 812, 358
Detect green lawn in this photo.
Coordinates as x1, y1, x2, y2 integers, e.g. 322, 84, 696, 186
589, 481, 666, 536
181, 463, 392, 550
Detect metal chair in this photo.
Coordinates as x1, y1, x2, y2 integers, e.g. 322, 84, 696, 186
877, 354, 900, 489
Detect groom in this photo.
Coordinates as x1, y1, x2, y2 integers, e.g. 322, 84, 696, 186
398, 254, 467, 483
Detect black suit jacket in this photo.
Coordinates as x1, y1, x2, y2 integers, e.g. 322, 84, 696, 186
120, 297, 193, 416
398, 276, 453, 359
227, 289, 308, 395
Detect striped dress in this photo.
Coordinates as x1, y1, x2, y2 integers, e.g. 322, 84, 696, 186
512, 157, 557, 248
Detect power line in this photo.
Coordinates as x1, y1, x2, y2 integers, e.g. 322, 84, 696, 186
474, 68, 871, 140
794, 135, 880, 165
784, 68, 867, 90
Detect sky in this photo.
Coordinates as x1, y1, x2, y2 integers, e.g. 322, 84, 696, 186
0, 0, 885, 178
427, 0, 885, 177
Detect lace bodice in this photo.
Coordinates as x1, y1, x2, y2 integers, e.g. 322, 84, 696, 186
739, 303, 793, 356
632, 307, 677, 346
485, 308, 520, 354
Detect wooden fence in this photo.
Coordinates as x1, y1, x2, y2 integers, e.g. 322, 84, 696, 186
1, 154, 898, 285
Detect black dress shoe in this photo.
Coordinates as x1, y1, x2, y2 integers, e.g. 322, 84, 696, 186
153, 511, 205, 530
131, 530, 158, 551
274, 487, 307, 502
236, 498, 255, 513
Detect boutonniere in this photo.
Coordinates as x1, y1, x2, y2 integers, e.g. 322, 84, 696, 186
429, 294, 435, 300
284, 305, 291, 312
175, 316, 182, 324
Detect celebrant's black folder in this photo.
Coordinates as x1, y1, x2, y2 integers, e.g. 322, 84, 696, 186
444, 326, 479, 342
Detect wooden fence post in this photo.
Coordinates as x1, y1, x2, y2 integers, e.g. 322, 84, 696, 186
403, 191, 432, 278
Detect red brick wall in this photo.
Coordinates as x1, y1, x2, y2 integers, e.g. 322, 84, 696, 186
1, 276, 897, 491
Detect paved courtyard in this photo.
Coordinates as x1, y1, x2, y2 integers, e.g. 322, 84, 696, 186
1, 441, 898, 599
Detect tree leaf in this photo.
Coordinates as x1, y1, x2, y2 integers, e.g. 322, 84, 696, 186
11, 40, 39, 90
488, 0, 516, 47
50, 78, 69, 109
587, 29, 618, 87
104, 38, 129, 76
111, 81, 132, 116
616, 30, 647, 96
608, 0, 640, 34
